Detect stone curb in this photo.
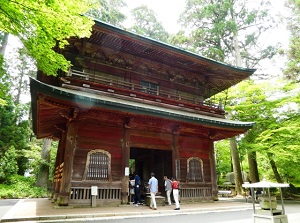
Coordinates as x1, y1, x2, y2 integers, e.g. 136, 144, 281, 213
1, 205, 254, 222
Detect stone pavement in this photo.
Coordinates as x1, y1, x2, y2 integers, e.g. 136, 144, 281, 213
1, 197, 255, 222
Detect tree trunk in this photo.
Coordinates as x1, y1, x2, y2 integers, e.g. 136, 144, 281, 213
230, 137, 243, 195
15, 68, 24, 105
233, 30, 262, 186
247, 151, 260, 183
36, 138, 52, 188
233, 34, 242, 66
0, 33, 9, 56
268, 153, 283, 183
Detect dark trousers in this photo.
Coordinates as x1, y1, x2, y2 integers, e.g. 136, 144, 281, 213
134, 187, 140, 204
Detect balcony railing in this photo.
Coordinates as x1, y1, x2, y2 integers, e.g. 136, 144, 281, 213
62, 70, 225, 116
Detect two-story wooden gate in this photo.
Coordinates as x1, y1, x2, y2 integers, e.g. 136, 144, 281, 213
30, 20, 255, 206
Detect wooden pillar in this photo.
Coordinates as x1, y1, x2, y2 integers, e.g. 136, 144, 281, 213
52, 133, 65, 201
121, 118, 131, 204
209, 141, 218, 201
172, 125, 180, 180
57, 121, 77, 206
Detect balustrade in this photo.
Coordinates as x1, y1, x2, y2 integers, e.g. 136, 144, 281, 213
63, 70, 224, 116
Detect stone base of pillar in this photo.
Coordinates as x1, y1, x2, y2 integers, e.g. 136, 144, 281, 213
56, 194, 70, 206
213, 194, 219, 201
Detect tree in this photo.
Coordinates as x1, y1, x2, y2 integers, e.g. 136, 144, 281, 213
224, 79, 300, 185
255, 81, 300, 183
129, 5, 169, 43
0, 0, 97, 76
0, 35, 35, 179
229, 137, 243, 194
0, 146, 18, 181
0, 56, 8, 105
5, 48, 36, 105
0, 32, 9, 105
178, 0, 278, 69
215, 139, 232, 184
178, 0, 279, 193
0, 98, 32, 177
35, 138, 52, 188
88, 0, 127, 26
0, 32, 8, 56
285, 0, 300, 80
225, 80, 274, 184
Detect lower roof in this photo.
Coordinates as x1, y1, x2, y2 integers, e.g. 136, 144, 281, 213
30, 78, 254, 137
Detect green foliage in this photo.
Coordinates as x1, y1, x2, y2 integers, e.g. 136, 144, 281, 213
88, 0, 127, 26
218, 79, 300, 184
177, 0, 277, 67
0, 57, 32, 177
0, 146, 18, 181
215, 140, 232, 184
284, 0, 300, 80
129, 5, 169, 43
0, 175, 47, 198
23, 139, 58, 181
0, 55, 9, 105
255, 82, 300, 182
0, 103, 32, 176
0, 0, 97, 75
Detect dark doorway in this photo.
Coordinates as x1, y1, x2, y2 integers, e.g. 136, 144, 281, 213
130, 148, 172, 188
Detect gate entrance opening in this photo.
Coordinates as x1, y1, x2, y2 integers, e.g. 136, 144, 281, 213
130, 147, 172, 189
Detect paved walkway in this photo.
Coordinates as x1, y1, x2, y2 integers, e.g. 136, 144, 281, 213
1, 197, 254, 222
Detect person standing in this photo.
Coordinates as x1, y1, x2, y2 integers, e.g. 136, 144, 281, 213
148, 172, 158, 210
128, 173, 135, 204
171, 176, 180, 210
133, 171, 141, 207
164, 176, 172, 206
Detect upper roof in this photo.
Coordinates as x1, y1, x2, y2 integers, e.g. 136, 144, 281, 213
32, 20, 256, 140
66, 20, 256, 99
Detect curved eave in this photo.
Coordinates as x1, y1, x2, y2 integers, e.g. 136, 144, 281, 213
93, 20, 256, 76
30, 78, 255, 131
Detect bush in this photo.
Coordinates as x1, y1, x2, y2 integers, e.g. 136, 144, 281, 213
0, 174, 48, 198
0, 146, 18, 182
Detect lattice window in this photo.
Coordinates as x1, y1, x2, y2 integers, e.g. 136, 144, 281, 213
187, 157, 204, 182
140, 81, 159, 95
83, 150, 112, 181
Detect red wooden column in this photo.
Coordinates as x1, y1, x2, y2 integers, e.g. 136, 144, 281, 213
121, 118, 131, 204
57, 121, 78, 206
172, 126, 180, 180
52, 132, 66, 202
209, 140, 218, 201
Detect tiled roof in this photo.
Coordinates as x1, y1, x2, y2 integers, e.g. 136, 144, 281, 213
31, 78, 254, 130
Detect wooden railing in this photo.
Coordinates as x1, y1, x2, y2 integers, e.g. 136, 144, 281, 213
69, 187, 122, 205
63, 70, 225, 116
68, 186, 213, 205
180, 187, 212, 199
